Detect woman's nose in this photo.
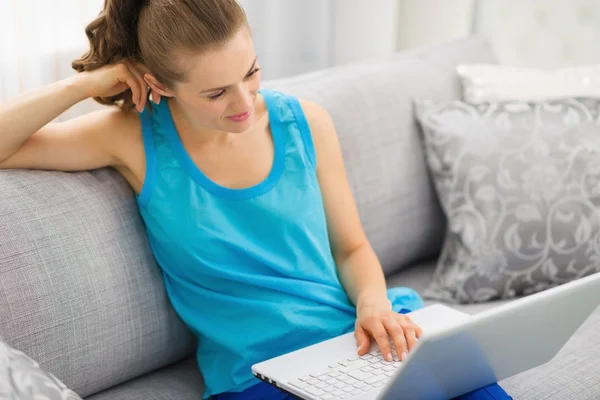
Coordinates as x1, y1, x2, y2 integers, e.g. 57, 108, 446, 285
232, 86, 253, 111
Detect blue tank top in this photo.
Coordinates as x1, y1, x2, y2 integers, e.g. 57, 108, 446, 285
135, 89, 423, 399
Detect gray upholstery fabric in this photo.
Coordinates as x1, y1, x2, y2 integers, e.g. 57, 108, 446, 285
386, 260, 512, 315
11, 36, 590, 400
86, 357, 204, 400
263, 37, 498, 275
0, 169, 196, 397
499, 305, 600, 399
0, 339, 82, 399
416, 98, 600, 303
389, 262, 600, 399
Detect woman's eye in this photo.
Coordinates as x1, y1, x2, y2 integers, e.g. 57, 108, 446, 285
208, 90, 225, 101
246, 68, 261, 78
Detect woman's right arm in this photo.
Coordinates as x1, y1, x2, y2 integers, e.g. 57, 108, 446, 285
0, 62, 149, 172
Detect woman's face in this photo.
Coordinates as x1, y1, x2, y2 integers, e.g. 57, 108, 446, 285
171, 27, 262, 134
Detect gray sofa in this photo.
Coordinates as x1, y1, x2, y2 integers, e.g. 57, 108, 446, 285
1, 36, 599, 400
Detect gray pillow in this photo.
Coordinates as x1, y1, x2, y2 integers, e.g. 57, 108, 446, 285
415, 98, 600, 303
0, 339, 82, 399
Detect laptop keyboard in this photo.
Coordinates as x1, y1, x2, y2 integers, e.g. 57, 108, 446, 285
287, 344, 402, 399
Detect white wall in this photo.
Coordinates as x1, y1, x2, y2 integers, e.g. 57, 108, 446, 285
475, 0, 600, 68
331, 0, 399, 65
396, 0, 475, 50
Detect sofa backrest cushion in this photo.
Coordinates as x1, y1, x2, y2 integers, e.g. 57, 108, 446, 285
264, 37, 498, 274
0, 169, 196, 397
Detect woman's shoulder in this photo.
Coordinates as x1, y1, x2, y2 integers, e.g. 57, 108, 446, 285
94, 106, 146, 193
262, 88, 332, 128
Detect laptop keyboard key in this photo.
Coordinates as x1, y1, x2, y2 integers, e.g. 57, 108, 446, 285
304, 387, 324, 397
324, 386, 337, 393
338, 360, 369, 373
288, 380, 308, 389
310, 369, 331, 378
315, 381, 328, 389
365, 375, 386, 385
348, 370, 372, 381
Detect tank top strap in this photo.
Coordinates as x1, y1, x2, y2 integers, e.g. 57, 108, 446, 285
260, 89, 317, 170
136, 101, 178, 207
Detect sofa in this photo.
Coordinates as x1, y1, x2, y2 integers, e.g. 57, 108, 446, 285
1, 36, 599, 400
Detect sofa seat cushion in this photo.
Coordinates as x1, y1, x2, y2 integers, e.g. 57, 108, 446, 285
86, 357, 205, 400
388, 262, 600, 399
386, 260, 512, 315
499, 305, 600, 399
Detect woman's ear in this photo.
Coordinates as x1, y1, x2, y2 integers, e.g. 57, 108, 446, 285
143, 74, 173, 104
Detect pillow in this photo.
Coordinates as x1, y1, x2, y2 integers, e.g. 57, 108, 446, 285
415, 98, 600, 303
457, 64, 600, 104
0, 339, 82, 400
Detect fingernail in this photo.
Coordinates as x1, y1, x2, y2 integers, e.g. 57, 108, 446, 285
386, 353, 393, 362
401, 352, 407, 361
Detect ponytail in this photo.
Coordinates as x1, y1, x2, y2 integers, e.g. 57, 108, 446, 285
72, 0, 148, 110
73, 0, 247, 110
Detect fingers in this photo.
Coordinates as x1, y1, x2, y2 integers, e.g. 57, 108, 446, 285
357, 313, 425, 363
354, 324, 370, 356
397, 315, 422, 352
123, 60, 148, 112
116, 63, 141, 111
132, 61, 161, 105
368, 322, 395, 362
149, 85, 161, 105
382, 318, 407, 360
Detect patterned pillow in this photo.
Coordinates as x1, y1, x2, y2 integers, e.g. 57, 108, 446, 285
415, 98, 600, 303
0, 339, 82, 400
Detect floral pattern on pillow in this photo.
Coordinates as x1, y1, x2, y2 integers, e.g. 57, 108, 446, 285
416, 98, 600, 303
0, 340, 82, 400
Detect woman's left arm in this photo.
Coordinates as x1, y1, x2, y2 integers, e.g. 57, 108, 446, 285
302, 100, 422, 362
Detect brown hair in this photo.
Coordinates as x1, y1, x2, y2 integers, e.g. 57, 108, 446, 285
72, 0, 247, 110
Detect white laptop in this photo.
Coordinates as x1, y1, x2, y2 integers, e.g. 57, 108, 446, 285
252, 271, 600, 400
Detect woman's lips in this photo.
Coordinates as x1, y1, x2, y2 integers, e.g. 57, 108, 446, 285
227, 110, 252, 122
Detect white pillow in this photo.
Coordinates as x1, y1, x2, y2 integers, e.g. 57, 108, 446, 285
457, 63, 600, 104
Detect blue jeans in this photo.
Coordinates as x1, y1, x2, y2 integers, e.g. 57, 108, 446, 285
213, 379, 512, 400
214, 309, 513, 400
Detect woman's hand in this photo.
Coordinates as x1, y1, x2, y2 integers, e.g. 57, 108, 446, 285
354, 297, 423, 362
71, 60, 159, 112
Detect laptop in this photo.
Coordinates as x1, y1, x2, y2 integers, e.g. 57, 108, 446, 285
252, 271, 600, 400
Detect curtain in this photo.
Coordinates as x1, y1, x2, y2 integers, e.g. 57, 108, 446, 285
0, 0, 103, 119
473, 0, 600, 68
0, 0, 399, 118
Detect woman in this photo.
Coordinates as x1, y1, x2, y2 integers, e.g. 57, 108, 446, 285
0, 1, 511, 399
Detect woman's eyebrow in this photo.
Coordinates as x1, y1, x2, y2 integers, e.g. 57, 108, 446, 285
199, 57, 258, 93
